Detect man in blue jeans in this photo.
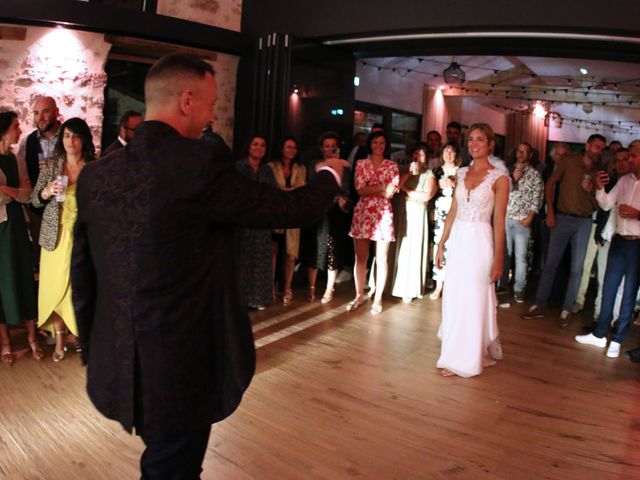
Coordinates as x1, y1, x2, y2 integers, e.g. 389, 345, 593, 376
575, 143, 640, 358
523, 134, 606, 326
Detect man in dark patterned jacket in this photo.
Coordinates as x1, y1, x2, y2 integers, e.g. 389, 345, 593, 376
71, 53, 346, 479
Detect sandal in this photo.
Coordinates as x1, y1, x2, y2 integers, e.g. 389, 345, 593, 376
52, 330, 67, 363
283, 289, 293, 306
1, 343, 14, 367
440, 369, 456, 377
321, 289, 334, 304
346, 296, 366, 312
308, 286, 316, 303
29, 340, 45, 361
370, 303, 383, 315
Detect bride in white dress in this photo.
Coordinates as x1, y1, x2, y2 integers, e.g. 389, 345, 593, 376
435, 123, 509, 377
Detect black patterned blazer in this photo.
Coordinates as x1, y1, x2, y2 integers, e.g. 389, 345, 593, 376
71, 121, 339, 438
30, 154, 65, 251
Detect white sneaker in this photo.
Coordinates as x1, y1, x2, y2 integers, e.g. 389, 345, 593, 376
606, 341, 621, 358
575, 333, 607, 348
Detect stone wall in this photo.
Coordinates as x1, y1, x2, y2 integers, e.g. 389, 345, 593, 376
0, 0, 243, 150
206, 53, 239, 146
157, 0, 242, 32
158, 0, 242, 146
0, 26, 110, 153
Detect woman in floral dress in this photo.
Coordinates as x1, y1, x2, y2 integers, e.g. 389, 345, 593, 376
348, 131, 399, 315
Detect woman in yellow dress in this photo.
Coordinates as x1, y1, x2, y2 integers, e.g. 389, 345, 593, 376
31, 118, 95, 362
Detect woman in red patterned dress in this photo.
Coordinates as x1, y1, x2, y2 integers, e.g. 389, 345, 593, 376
348, 131, 399, 315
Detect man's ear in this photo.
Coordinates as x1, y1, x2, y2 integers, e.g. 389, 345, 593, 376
179, 89, 194, 115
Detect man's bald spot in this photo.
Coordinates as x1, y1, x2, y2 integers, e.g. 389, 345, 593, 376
34, 96, 57, 110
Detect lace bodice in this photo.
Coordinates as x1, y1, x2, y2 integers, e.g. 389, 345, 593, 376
454, 167, 507, 223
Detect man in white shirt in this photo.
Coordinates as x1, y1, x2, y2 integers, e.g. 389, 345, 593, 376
575, 142, 640, 358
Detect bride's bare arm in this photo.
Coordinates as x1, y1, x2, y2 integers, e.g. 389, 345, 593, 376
490, 176, 509, 282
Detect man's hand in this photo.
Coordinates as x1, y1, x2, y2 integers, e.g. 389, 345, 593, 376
619, 203, 640, 220
595, 171, 609, 190
519, 215, 533, 228
513, 168, 523, 182
546, 212, 556, 229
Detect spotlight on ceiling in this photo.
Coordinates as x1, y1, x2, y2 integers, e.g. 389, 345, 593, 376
579, 67, 588, 75
443, 62, 466, 85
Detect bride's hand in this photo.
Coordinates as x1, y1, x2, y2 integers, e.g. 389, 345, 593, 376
489, 259, 503, 283
435, 245, 445, 269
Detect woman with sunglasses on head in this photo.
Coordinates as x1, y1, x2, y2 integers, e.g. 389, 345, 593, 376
31, 117, 95, 362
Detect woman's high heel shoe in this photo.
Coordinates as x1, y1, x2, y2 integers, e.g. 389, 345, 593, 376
29, 340, 45, 361
321, 289, 334, 304
346, 296, 366, 312
308, 286, 316, 303
52, 330, 67, 363
1, 343, 14, 366
283, 289, 293, 306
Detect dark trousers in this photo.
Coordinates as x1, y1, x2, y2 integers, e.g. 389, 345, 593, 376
140, 427, 211, 480
534, 214, 592, 311
594, 236, 640, 343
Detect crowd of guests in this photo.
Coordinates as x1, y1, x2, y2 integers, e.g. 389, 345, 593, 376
0, 97, 140, 365
220, 121, 640, 372
1, 95, 640, 372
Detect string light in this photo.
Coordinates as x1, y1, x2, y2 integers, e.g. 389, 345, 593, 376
358, 61, 640, 105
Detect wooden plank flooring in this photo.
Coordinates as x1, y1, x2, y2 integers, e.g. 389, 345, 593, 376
2, 285, 640, 479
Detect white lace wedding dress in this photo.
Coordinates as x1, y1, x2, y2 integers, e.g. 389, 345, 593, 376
437, 167, 506, 377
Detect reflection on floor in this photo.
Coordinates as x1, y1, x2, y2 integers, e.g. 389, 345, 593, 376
2, 284, 640, 479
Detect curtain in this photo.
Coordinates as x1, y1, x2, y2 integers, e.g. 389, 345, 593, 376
421, 86, 462, 140
506, 112, 549, 164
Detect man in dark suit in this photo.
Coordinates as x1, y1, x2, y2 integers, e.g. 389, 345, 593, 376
71, 54, 347, 478
102, 110, 143, 156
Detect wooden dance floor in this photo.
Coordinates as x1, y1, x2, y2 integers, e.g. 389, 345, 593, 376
2, 285, 640, 479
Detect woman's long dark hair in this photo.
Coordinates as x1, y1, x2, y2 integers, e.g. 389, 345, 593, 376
438, 141, 461, 167
240, 134, 268, 160
274, 136, 300, 164
0, 111, 18, 138
54, 117, 96, 162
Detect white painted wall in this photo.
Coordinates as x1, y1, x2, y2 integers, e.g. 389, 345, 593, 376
548, 103, 639, 146
460, 98, 507, 136
355, 62, 423, 114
